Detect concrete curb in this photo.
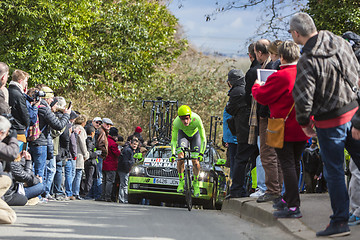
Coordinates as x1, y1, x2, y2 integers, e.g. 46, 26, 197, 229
221, 197, 331, 240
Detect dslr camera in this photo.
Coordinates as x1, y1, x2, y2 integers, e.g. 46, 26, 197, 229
26, 90, 46, 102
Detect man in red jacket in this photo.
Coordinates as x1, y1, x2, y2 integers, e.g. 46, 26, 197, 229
100, 127, 121, 202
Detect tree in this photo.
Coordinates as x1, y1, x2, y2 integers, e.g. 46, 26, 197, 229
0, 0, 186, 96
305, 0, 360, 35
176, 0, 359, 40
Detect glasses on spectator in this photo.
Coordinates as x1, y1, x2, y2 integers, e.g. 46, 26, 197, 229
288, 29, 293, 33
95, 121, 102, 124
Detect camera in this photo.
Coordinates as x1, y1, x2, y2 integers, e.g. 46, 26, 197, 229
26, 90, 46, 102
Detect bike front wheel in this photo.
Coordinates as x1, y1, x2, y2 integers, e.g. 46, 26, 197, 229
184, 169, 192, 211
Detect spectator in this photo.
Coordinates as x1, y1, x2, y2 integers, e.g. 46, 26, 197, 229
73, 115, 89, 200
43, 98, 59, 200
222, 107, 237, 179
10, 151, 44, 202
83, 125, 98, 198
0, 116, 18, 224
118, 137, 138, 203
28, 86, 70, 179
86, 116, 102, 199
8, 69, 30, 150
268, 40, 283, 70
100, 127, 121, 202
302, 138, 323, 193
65, 111, 79, 200
51, 97, 67, 199
0, 62, 10, 115
252, 40, 309, 218
251, 39, 284, 203
94, 118, 112, 200
289, 12, 360, 237
225, 69, 258, 198
127, 126, 144, 145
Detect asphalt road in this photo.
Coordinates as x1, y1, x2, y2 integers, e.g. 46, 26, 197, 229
0, 200, 293, 240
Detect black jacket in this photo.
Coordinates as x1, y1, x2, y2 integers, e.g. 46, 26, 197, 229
118, 145, 135, 173
8, 84, 30, 134
10, 159, 40, 187
85, 136, 97, 166
30, 100, 69, 146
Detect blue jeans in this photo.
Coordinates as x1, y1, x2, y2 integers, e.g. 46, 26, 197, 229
53, 160, 64, 195
64, 159, 76, 197
72, 169, 83, 196
118, 171, 129, 203
25, 183, 45, 199
256, 137, 267, 192
316, 121, 360, 223
44, 156, 56, 197
89, 157, 102, 199
29, 145, 47, 178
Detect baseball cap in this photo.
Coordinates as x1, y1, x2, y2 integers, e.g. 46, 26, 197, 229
93, 117, 102, 122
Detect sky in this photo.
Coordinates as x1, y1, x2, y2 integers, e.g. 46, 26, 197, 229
167, 0, 302, 56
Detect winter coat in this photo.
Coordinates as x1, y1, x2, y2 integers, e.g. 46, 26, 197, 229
222, 108, 237, 144
85, 136, 97, 166
118, 145, 135, 173
0, 89, 10, 115
75, 125, 89, 169
103, 135, 121, 171
10, 159, 40, 187
0, 136, 19, 174
293, 30, 360, 126
30, 99, 69, 146
97, 126, 109, 159
252, 64, 309, 142
8, 82, 30, 135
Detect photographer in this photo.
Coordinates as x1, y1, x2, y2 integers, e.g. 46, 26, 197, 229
0, 116, 18, 224
28, 86, 70, 180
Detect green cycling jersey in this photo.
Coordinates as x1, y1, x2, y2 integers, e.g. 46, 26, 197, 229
170, 112, 207, 155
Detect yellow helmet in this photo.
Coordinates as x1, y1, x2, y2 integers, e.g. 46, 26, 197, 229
178, 105, 191, 117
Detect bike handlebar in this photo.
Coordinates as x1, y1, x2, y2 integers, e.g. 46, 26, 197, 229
142, 98, 178, 108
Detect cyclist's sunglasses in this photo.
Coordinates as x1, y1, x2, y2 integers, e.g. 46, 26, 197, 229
179, 115, 190, 120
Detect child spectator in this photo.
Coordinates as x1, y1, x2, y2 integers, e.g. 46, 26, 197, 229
302, 138, 323, 193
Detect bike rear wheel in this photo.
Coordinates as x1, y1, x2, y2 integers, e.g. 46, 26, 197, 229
185, 168, 192, 211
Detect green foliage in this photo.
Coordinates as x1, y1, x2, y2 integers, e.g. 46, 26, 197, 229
0, 0, 186, 95
305, 0, 360, 35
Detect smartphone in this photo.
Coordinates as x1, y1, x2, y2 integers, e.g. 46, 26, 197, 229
68, 101, 72, 109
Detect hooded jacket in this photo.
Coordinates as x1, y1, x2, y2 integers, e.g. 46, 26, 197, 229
293, 30, 360, 126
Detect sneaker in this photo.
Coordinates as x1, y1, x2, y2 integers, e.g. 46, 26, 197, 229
316, 222, 350, 237
348, 214, 360, 226
257, 193, 279, 203
95, 197, 105, 201
75, 195, 84, 200
38, 197, 48, 204
177, 179, 185, 193
273, 207, 302, 218
193, 180, 200, 197
26, 197, 40, 206
46, 195, 56, 201
273, 198, 287, 210
249, 188, 265, 198
68, 196, 76, 200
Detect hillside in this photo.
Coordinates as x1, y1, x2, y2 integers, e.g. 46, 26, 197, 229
67, 46, 250, 143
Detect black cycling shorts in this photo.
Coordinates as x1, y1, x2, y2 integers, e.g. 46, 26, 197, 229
176, 130, 201, 157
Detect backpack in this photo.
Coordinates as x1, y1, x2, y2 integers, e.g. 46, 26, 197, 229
26, 105, 46, 142
26, 115, 42, 142
342, 31, 360, 62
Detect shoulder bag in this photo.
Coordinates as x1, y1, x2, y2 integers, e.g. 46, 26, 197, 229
266, 103, 295, 149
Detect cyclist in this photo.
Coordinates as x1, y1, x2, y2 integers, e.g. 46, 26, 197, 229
169, 105, 206, 197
